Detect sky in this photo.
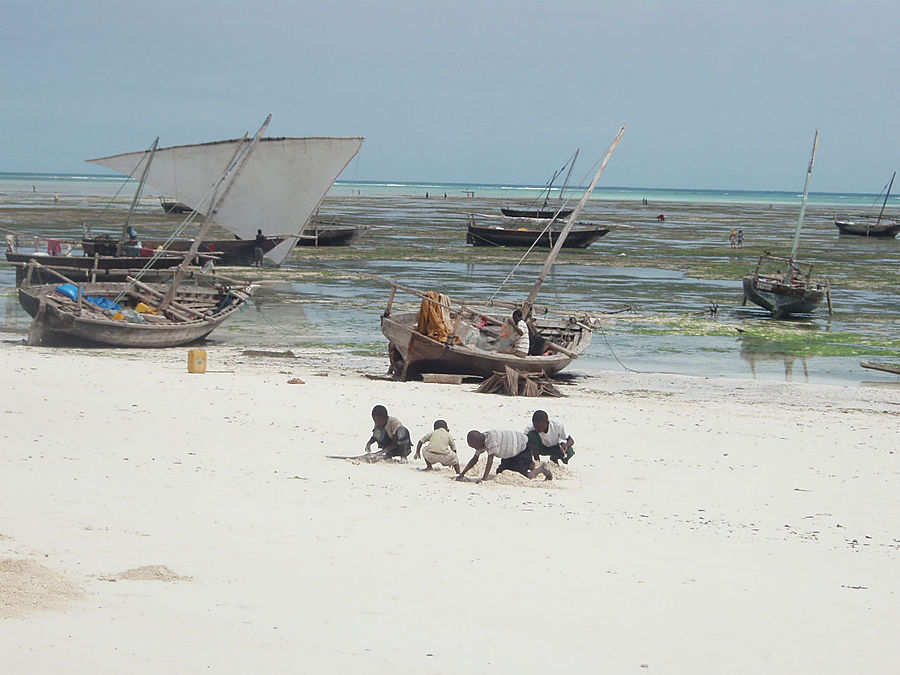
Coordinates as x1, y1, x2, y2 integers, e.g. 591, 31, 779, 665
2, 0, 898, 192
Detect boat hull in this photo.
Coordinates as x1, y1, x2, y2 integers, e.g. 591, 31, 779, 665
834, 219, 900, 238
6, 252, 184, 284
466, 223, 610, 248
742, 275, 825, 318
500, 207, 574, 219
18, 280, 249, 347
381, 310, 592, 378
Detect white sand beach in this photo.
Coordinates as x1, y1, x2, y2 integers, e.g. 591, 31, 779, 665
1, 341, 898, 673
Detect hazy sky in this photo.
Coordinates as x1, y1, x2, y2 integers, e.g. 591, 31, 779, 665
2, 0, 897, 192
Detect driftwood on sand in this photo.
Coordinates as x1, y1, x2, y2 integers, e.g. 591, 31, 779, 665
476, 366, 564, 397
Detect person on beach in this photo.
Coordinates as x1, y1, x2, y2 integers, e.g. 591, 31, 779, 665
457, 430, 552, 483
253, 229, 266, 268
737, 229, 743, 247
365, 405, 411, 460
525, 410, 575, 465
415, 420, 460, 472
500, 309, 529, 358
729, 229, 737, 248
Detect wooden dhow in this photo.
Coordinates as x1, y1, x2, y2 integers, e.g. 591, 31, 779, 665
381, 126, 627, 379
833, 172, 900, 238
742, 130, 832, 318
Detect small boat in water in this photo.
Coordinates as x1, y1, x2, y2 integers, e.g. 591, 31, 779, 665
742, 130, 832, 318
834, 172, 899, 238
466, 214, 610, 248
382, 126, 626, 379
500, 206, 574, 219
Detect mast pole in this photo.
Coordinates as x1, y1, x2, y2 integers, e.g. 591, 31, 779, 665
875, 171, 895, 227
120, 137, 159, 252
551, 149, 579, 220
522, 125, 626, 316
789, 129, 819, 263
160, 115, 271, 309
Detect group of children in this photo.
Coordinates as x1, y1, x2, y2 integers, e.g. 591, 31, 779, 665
364, 405, 576, 483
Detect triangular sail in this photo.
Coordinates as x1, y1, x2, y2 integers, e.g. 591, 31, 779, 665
88, 136, 364, 265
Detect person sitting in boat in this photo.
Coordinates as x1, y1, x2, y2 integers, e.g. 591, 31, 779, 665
499, 309, 530, 358
415, 420, 460, 473
456, 429, 552, 483
126, 224, 142, 248
253, 229, 266, 268
365, 405, 411, 460
525, 410, 575, 465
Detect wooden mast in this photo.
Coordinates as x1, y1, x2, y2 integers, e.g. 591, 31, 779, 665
119, 137, 159, 253
874, 171, 895, 228
788, 129, 819, 263
550, 149, 579, 222
160, 115, 271, 309
522, 125, 627, 317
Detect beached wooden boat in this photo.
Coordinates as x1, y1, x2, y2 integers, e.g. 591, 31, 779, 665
18, 117, 275, 347
82, 235, 279, 266
500, 207, 574, 219
18, 267, 251, 347
160, 198, 196, 214
466, 214, 610, 248
499, 152, 578, 221
860, 361, 900, 375
89, 133, 364, 265
743, 130, 832, 318
381, 126, 626, 379
834, 172, 899, 238
5, 234, 186, 284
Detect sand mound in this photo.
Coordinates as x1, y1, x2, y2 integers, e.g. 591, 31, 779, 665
0, 558, 85, 619
115, 565, 192, 582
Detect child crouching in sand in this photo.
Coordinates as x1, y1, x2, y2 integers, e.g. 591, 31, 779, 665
365, 405, 411, 460
415, 420, 460, 473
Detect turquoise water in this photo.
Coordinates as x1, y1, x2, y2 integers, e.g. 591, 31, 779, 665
4, 171, 899, 209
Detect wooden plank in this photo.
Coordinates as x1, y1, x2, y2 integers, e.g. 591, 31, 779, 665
422, 373, 463, 385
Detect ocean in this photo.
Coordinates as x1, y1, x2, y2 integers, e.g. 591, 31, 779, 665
2, 172, 898, 386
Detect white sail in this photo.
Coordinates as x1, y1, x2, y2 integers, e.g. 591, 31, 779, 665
88, 136, 364, 265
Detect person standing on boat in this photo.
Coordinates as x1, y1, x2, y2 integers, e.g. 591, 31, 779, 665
501, 309, 530, 358
525, 410, 575, 465
457, 430, 552, 483
253, 229, 266, 267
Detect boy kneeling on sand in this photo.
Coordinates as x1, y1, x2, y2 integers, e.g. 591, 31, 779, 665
457, 429, 552, 483
525, 409, 575, 465
415, 420, 460, 473
365, 405, 411, 460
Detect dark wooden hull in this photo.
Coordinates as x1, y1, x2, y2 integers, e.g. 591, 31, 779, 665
742, 275, 825, 318
83, 237, 281, 266
160, 200, 196, 214
294, 226, 363, 247
466, 223, 610, 248
7, 251, 184, 283
500, 207, 574, 219
834, 219, 900, 238
18, 279, 250, 347
381, 310, 592, 378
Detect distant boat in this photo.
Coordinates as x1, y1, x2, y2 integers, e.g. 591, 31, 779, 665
834, 172, 900, 238
500, 152, 578, 221
88, 134, 365, 264
466, 214, 610, 248
159, 197, 196, 214
742, 130, 832, 318
500, 206, 574, 219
